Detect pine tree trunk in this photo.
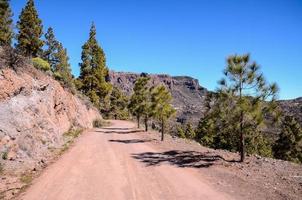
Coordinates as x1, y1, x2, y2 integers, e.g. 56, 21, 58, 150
137, 115, 140, 128
144, 117, 148, 132
240, 117, 245, 162
161, 118, 164, 141
239, 75, 245, 162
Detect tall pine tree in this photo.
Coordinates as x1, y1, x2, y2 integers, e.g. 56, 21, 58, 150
54, 43, 73, 85
214, 54, 278, 162
128, 77, 151, 129
151, 85, 176, 141
0, 0, 13, 46
16, 0, 43, 57
79, 23, 112, 109
43, 27, 59, 69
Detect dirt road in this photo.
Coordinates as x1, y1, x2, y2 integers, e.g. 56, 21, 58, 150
19, 120, 232, 200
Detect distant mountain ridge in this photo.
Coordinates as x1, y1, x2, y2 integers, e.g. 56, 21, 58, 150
109, 71, 208, 125
109, 71, 302, 126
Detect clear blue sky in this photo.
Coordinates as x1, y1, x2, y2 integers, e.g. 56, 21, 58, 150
11, 0, 302, 99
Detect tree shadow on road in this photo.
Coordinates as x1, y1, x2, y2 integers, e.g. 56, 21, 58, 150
101, 128, 133, 130
96, 129, 143, 134
132, 150, 237, 168
109, 139, 154, 144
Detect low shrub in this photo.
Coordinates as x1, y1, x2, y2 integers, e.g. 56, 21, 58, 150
63, 128, 83, 139
93, 118, 110, 128
0, 163, 3, 174
32, 57, 51, 72
1, 151, 8, 160
177, 126, 186, 139
20, 173, 33, 184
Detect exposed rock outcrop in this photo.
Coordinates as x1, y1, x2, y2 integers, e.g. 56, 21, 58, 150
0, 66, 101, 173
0, 47, 102, 199
278, 97, 302, 124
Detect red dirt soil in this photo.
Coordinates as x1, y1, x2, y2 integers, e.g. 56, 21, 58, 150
19, 120, 232, 200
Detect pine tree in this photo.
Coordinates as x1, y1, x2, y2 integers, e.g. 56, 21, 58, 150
273, 116, 302, 163
108, 87, 129, 120
217, 54, 278, 162
79, 23, 112, 109
0, 0, 13, 46
43, 27, 59, 69
16, 0, 43, 57
185, 123, 196, 139
151, 85, 176, 141
53, 43, 73, 86
128, 76, 151, 129
177, 125, 186, 138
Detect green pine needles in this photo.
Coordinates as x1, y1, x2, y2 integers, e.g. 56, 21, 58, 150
16, 0, 44, 57
129, 76, 175, 139
195, 54, 279, 162
0, 0, 13, 46
273, 116, 302, 163
78, 23, 112, 110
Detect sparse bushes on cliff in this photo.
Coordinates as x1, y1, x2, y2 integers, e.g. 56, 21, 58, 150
32, 57, 50, 71
0, 46, 25, 70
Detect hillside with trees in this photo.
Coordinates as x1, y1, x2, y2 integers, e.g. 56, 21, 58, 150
0, 0, 301, 199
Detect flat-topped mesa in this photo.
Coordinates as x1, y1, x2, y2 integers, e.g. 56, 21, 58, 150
109, 71, 208, 125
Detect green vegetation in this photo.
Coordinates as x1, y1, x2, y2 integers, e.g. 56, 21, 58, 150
151, 85, 176, 141
0, 162, 3, 174
53, 43, 73, 85
59, 128, 83, 155
63, 128, 83, 139
16, 0, 44, 57
106, 86, 129, 120
43, 27, 74, 89
0, 0, 13, 46
195, 54, 278, 162
43, 27, 59, 69
20, 172, 33, 184
32, 57, 50, 71
273, 116, 302, 163
177, 125, 186, 139
128, 76, 175, 136
1, 0, 300, 164
184, 123, 196, 139
78, 23, 112, 110
93, 118, 110, 128
128, 77, 152, 129
1, 151, 8, 160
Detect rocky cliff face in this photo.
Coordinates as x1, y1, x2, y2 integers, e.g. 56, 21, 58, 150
278, 97, 302, 124
0, 65, 101, 174
109, 71, 208, 125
